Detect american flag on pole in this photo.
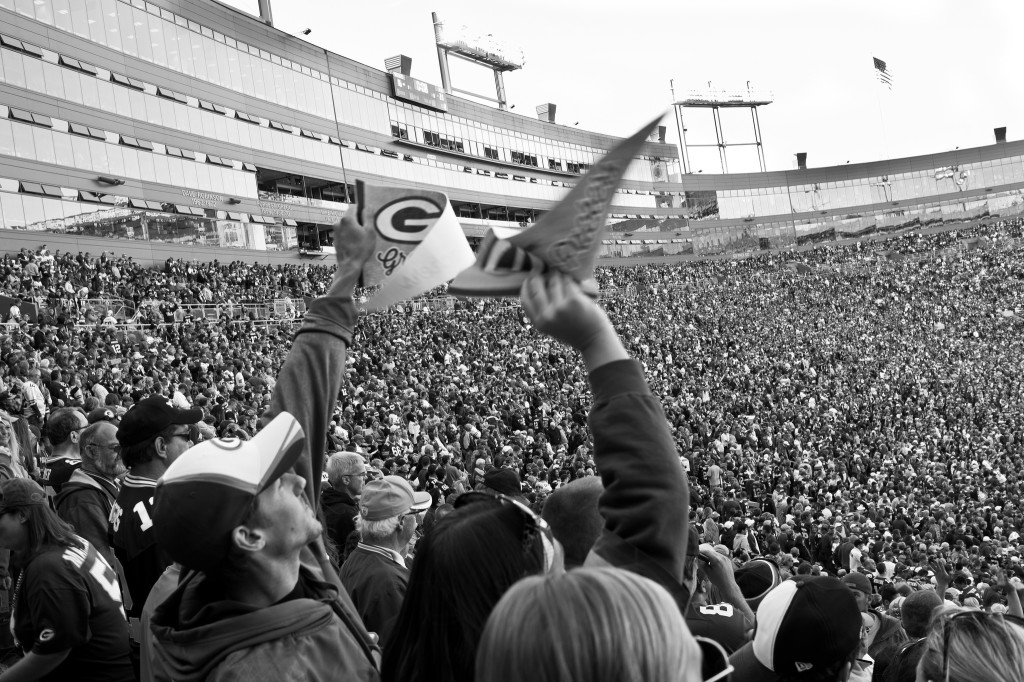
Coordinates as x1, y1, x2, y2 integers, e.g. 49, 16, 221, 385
873, 57, 893, 89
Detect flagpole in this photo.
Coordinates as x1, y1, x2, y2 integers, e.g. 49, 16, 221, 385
872, 58, 891, 161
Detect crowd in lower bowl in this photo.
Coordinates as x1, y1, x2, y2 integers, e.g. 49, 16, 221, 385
0, 215, 1021, 681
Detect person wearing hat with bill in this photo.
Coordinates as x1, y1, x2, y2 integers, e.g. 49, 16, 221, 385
340, 476, 430, 649
148, 216, 380, 681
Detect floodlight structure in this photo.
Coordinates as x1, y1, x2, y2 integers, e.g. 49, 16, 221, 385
670, 81, 773, 174
432, 12, 523, 111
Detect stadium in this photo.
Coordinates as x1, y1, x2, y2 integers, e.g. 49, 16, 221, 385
0, 1, 1023, 681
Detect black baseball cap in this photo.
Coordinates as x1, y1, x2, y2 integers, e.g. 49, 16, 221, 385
117, 395, 202, 448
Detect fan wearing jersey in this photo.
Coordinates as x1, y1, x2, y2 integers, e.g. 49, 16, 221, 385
0, 478, 133, 682
685, 530, 755, 654
110, 396, 200, 671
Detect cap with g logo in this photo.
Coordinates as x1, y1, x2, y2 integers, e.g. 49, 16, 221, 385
0, 478, 47, 514
153, 412, 305, 572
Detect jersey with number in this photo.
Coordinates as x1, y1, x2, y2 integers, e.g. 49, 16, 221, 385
14, 537, 134, 682
110, 475, 171, 621
686, 602, 749, 654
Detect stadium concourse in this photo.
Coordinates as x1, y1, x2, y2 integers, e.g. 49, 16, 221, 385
0, 218, 1023, 681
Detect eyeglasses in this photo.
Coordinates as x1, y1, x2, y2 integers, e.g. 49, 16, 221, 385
454, 491, 556, 572
938, 610, 1024, 682
166, 430, 193, 444
695, 636, 733, 682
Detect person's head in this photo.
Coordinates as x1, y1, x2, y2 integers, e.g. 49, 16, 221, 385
79, 421, 126, 480
842, 572, 873, 613
0, 412, 14, 452
915, 605, 1024, 682
326, 452, 368, 498
117, 395, 202, 473
476, 568, 702, 682
45, 407, 87, 452
730, 576, 862, 682
383, 492, 562, 682
0, 478, 79, 561
355, 476, 430, 552
901, 590, 942, 639
540, 475, 604, 569
483, 468, 523, 498
736, 559, 784, 610
153, 413, 318, 580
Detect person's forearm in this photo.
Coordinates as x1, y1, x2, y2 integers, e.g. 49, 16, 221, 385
578, 327, 629, 374
712, 578, 756, 627
0, 650, 70, 681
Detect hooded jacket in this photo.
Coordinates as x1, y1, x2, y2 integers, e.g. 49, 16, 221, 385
54, 468, 119, 567
150, 561, 378, 682
321, 485, 360, 549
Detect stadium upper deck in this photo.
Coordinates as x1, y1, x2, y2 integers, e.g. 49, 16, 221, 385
0, 0, 1021, 266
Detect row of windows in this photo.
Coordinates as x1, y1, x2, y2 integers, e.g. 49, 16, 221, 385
1, 0, 672, 185
717, 157, 1024, 219
0, 40, 667, 210
0, 179, 298, 250
0, 108, 257, 199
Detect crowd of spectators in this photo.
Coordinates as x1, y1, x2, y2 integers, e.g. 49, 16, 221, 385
0, 215, 1022, 680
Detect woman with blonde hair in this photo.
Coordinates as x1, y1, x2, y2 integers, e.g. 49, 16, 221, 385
915, 604, 1024, 682
476, 568, 702, 682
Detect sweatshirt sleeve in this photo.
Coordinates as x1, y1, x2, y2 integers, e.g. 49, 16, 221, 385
584, 359, 691, 609
262, 292, 357, 507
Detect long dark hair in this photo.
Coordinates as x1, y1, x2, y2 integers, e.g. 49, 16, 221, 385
19, 503, 82, 565
382, 502, 545, 682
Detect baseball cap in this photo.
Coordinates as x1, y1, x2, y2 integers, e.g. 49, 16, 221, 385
359, 476, 431, 521
735, 559, 783, 609
87, 407, 120, 425
842, 571, 872, 596
483, 468, 522, 497
117, 395, 202, 447
152, 412, 305, 572
729, 576, 862, 681
0, 478, 47, 514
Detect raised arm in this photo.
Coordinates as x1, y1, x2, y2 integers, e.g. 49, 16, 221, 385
261, 216, 375, 506
520, 273, 691, 608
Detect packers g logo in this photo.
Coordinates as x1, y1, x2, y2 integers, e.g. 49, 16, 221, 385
373, 198, 442, 244
38, 628, 55, 642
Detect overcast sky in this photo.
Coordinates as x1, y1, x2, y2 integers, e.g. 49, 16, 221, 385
217, 0, 1022, 174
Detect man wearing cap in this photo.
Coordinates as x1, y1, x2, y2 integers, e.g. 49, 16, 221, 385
339, 476, 430, 649
842, 571, 907, 679
109, 394, 201, 669
729, 576, 863, 681
322, 452, 368, 551
149, 216, 379, 680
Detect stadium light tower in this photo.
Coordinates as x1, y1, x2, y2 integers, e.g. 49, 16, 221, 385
257, 0, 273, 26
670, 81, 772, 174
432, 12, 523, 111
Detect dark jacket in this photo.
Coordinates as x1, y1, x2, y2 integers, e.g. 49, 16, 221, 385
322, 486, 360, 549
583, 360, 692, 610
338, 544, 409, 650
54, 468, 119, 566
868, 610, 909, 681
151, 564, 377, 682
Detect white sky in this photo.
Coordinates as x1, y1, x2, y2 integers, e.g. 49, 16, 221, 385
217, 0, 1023, 174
